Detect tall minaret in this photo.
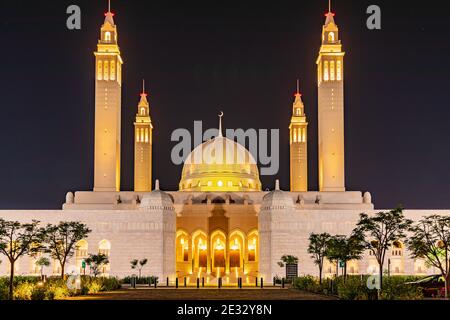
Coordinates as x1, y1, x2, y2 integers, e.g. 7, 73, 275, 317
93, 2, 123, 192
316, 2, 346, 192
134, 81, 153, 192
289, 80, 308, 192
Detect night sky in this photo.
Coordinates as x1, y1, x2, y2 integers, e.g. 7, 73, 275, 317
0, 0, 449, 210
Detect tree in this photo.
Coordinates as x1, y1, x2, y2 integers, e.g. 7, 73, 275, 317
277, 255, 299, 267
325, 234, 365, 281
307, 233, 331, 284
43, 221, 91, 278
407, 215, 450, 299
0, 219, 44, 299
35, 257, 50, 277
353, 207, 412, 291
85, 253, 109, 277
131, 258, 148, 278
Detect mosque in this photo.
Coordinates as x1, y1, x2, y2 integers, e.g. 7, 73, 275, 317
0, 4, 447, 284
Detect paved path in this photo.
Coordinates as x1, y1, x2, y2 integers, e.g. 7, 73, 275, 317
67, 288, 337, 300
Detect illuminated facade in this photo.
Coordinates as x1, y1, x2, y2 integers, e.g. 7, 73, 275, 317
289, 81, 308, 192
0, 3, 448, 284
317, 9, 346, 192
93, 9, 123, 192
134, 82, 153, 192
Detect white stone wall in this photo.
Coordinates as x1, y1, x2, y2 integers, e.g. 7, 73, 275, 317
260, 209, 450, 280
0, 209, 174, 279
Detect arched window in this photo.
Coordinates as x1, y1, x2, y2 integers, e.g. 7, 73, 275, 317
140, 128, 145, 143
103, 61, 109, 81
110, 61, 116, 80
98, 240, 111, 275
144, 128, 149, 143
98, 240, 111, 256
392, 241, 403, 256
324, 61, 329, 81
330, 61, 335, 81
337, 60, 342, 81
328, 32, 335, 42
97, 61, 103, 80
136, 128, 140, 143
76, 240, 88, 274
141, 108, 146, 116
105, 32, 111, 42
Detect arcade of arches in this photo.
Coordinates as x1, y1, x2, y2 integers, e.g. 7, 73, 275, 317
175, 199, 260, 283
176, 229, 259, 281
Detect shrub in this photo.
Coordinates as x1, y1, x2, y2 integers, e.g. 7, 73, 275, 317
13, 282, 35, 300
101, 277, 121, 291
379, 276, 423, 300
86, 280, 102, 294
293, 276, 330, 294
0, 279, 9, 300
335, 276, 370, 300
31, 286, 46, 300
45, 280, 71, 300
294, 275, 425, 300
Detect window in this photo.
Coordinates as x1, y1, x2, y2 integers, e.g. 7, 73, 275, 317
296, 108, 300, 116
324, 61, 329, 81
145, 128, 149, 143
217, 180, 223, 187
98, 240, 111, 257
97, 61, 103, 80
140, 128, 145, 143
141, 108, 146, 116
337, 60, 342, 81
103, 61, 109, 81
330, 61, 335, 81
328, 32, 335, 42
105, 32, 111, 42
136, 128, 140, 143
110, 61, 116, 80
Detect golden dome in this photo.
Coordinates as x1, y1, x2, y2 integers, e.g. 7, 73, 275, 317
179, 136, 262, 192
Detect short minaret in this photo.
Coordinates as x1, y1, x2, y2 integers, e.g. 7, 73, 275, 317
316, 2, 346, 192
134, 80, 153, 192
93, 3, 123, 191
289, 80, 308, 192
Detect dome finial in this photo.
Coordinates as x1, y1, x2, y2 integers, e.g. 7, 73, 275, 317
218, 111, 224, 137
155, 179, 160, 190
275, 179, 280, 191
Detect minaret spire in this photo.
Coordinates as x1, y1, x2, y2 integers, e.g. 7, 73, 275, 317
218, 111, 224, 137
328, 0, 331, 13
141, 79, 146, 96
108, 0, 111, 13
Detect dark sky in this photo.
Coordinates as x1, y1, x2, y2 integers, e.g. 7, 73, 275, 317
0, 0, 449, 210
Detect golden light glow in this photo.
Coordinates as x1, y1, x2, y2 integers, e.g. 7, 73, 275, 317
179, 136, 262, 192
